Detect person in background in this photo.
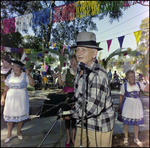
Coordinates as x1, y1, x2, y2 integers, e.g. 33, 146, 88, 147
108, 69, 112, 82
65, 31, 115, 147
27, 63, 35, 91
1, 60, 35, 143
118, 69, 149, 147
44, 54, 78, 147
113, 70, 118, 79
45, 65, 52, 76
44, 62, 48, 72
28, 63, 34, 77
57, 54, 77, 147
1, 55, 12, 123
45, 65, 53, 88
1, 55, 12, 94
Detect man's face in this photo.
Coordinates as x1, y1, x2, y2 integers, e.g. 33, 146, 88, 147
76, 47, 97, 66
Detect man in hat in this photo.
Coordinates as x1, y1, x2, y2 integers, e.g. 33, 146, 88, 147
64, 32, 115, 147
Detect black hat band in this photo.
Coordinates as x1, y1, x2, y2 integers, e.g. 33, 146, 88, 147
77, 41, 97, 46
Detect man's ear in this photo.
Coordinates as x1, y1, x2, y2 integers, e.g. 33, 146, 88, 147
93, 49, 98, 59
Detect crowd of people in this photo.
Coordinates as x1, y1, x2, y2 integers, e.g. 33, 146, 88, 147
1, 31, 149, 147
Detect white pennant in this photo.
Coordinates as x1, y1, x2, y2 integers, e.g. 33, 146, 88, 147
20, 51, 27, 62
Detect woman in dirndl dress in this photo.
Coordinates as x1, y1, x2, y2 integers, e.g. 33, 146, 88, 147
1, 60, 35, 143
118, 70, 149, 147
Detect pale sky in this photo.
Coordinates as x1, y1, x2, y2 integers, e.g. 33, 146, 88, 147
92, 2, 149, 59
22, 1, 149, 60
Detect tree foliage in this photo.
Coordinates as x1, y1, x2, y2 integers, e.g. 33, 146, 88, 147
51, 16, 98, 46
1, 31, 24, 60
1, 1, 147, 48
22, 35, 43, 52
1, 1, 30, 19
135, 17, 149, 76
1, 1, 148, 65
100, 17, 149, 76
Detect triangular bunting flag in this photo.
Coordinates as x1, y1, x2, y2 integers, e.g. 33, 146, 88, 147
118, 36, 125, 48
134, 30, 142, 46
21, 51, 27, 62
63, 45, 66, 56
107, 39, 112, 52
54, 43, 56, 48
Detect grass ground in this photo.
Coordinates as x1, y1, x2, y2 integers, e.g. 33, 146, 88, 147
112, 130, 149, 147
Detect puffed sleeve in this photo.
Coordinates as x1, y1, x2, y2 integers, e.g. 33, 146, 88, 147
119, 83, 125, 95
139, 82, 146, 91
4, 74, 11, 86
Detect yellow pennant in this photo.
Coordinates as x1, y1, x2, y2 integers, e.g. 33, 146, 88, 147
134, 30, 142, 46
24, 49, 31, 54
145, 65, 149, 68
75, 1, 100, 18
75, 1, 80, 18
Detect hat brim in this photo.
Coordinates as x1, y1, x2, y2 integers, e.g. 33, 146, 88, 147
11, 60, 25, 67
70, 45, 103, 51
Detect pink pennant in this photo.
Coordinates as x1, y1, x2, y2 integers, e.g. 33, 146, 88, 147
107, 39, 112, 52
1, 46, 4, 52
63, 45, 66, 56
51, 42, 53, 48
68, 3, 76, 21
18, 48, 24, 53
53, 7, 62, 24
62, 5, 67, 21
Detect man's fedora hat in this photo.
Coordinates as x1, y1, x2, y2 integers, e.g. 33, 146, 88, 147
11, 60, 25, 67
70, 32, 103, 51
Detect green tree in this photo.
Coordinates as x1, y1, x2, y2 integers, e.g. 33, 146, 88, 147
22, 35, 43, 52
1, 1, 148, 48
135, 17, 149, 76
51, 16, 98, 46
1, 1, 30, 19
1, 31, 24, 60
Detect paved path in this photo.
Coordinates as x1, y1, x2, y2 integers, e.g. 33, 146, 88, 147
1, 89, 149, 147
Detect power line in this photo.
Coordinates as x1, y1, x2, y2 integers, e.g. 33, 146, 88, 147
98, 32, 131, 43
95, 9, 149, 36
97, 22, 149, 41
